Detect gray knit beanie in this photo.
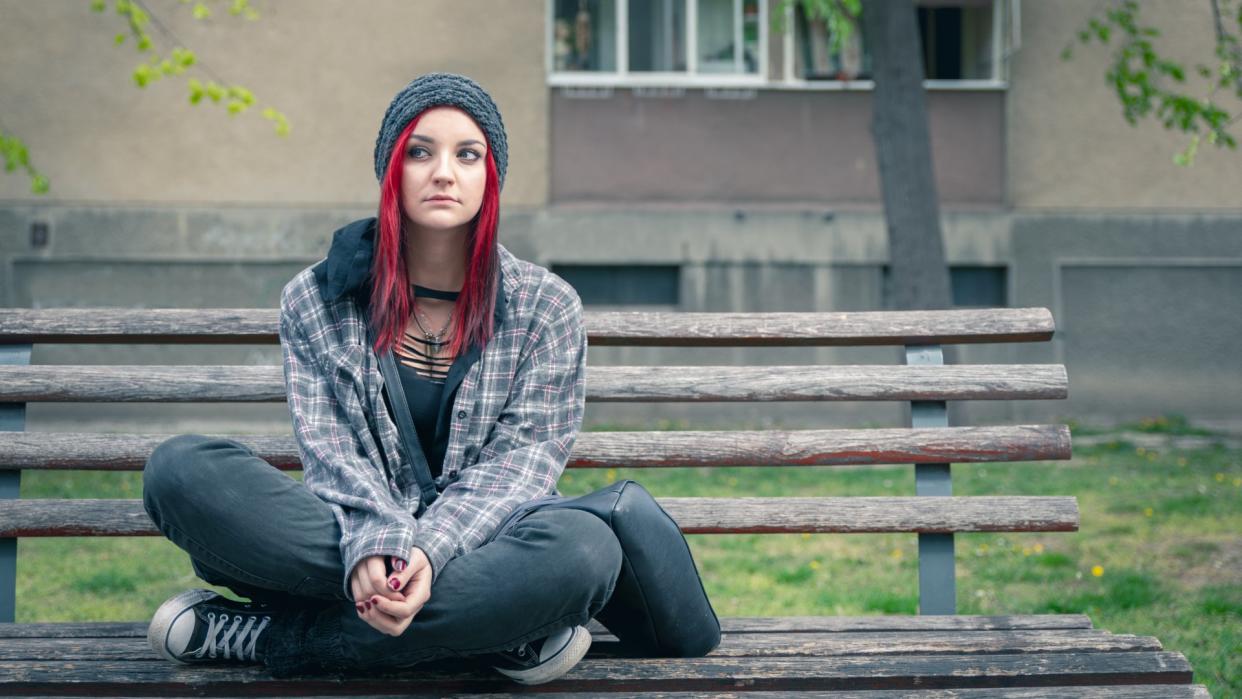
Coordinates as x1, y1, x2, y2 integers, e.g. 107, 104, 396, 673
373, 72, 509, 191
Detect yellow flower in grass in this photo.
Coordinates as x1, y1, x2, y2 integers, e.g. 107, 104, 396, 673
1091, 565, 1104, 577
605, 468, 617, 481
1215, 472, 1225, 482
1022, 547, 1032, 556
1143, 507, 1154, 517
890, 548, 904, 560
1033, 543, 1044, 553
809, 560, 821, 570
801, 532, 811, 540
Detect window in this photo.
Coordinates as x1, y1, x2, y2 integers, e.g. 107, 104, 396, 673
950, 265, 1007, 307
792, 2, 869, 80
787, 0, 1007, 84
697, 0, 762, 74
551, 264, 681, 307
879, 265, 1008, 308
549, 0, 768, 84
629, 0, 687, 72
553, 0, 618, 72
918, 2, 998, 80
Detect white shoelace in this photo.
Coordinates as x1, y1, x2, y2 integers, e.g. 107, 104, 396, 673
190, 611, 272, 662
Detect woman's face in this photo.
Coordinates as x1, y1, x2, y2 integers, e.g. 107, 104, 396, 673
400, 106, 488, 234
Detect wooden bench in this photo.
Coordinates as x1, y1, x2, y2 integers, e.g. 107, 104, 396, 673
0, 306, 1210, 697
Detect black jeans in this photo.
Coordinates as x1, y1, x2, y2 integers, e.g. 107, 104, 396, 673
142, 434, 623, 678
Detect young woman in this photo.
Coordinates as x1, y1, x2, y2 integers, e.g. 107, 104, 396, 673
141, 73, 621, 685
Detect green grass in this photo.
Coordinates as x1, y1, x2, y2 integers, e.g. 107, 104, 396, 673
16, 434, 1241, 697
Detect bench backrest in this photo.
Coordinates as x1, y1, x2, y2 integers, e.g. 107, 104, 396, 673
0, 307, 1073, 622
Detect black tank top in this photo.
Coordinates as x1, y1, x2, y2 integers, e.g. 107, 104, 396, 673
395, 284, 459, 479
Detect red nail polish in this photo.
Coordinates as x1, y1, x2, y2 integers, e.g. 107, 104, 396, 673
356, 604, 364, 614
388, 578, 400, 590
394, 559, 406, 572
371, 596, 380, 605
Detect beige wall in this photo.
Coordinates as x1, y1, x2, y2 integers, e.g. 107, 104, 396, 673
1009, 0, 1242, 210
0, 0, 548, 208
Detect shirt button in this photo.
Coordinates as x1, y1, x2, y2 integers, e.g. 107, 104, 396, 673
456, 410, 467, 419
448, 470, 458, 478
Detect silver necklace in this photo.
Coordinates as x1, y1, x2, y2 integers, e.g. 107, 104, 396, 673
410, 301, 453, 357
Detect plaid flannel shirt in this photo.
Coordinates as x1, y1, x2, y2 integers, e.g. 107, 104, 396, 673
278, 238, 587, 600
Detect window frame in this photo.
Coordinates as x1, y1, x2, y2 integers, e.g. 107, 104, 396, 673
779, 0, 1015, 90
546, 0, 771, 88
546, 0, 1018, 91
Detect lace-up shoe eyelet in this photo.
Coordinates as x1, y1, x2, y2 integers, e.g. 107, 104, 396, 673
147, 589, 277, 666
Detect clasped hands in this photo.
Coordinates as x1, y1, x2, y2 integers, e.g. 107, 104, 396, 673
350, 546, 432, 637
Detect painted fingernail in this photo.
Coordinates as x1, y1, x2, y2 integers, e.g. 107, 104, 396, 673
364, 601, 372, 610
371, 596, 380, 605
356, 604, 365, 614
393, 558, 406, 572
388, 577, 401, 590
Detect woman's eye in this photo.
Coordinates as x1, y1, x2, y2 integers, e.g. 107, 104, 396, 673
407, 146, 429, 158
459, 149, 481, 161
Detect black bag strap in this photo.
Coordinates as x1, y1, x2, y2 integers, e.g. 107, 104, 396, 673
364, 307, 439, 512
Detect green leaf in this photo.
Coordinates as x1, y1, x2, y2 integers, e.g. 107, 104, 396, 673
114, 32, 126, 45
91, 0, 107, 12
137, 35, 152, 52
226, 101, 245, 115
31, 174, 50, 195
192, 2, 210, 19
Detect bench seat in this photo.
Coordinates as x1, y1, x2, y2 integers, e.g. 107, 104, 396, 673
0, 615, 1208, 696
0, 307, 1212, 696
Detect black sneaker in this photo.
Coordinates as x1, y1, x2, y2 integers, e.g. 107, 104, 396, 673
147, 589, 275, 664
483, 624, 592, 685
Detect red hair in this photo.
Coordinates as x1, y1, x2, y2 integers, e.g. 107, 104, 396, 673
368, 110, 500, 358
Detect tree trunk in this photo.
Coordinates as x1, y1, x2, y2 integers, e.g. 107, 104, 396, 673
861, 0, 952, 311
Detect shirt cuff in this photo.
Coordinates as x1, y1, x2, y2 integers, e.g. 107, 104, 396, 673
410, 527, 457, 586
340, 526, 416, 602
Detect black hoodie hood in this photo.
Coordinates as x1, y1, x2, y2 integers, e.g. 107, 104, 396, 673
312, 216, 506, 323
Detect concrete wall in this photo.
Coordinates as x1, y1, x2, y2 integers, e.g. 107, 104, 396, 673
10, 202, 1237, 434
0, 0, 549, 209
1007, 0, 1242, 210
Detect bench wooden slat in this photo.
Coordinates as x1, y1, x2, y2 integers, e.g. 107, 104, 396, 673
0, 629, 1163, 662
0, 652, 1194, 691
0, 688, 1216, 699
0, 365, 1069, 403
12, 690, 1214, 699
0, 425, 1072, 471
0, 615, 1096, 638
0, 496, 1079, 537
0, 307, 1055, 346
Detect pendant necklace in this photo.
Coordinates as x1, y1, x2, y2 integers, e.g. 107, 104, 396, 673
411, 302, 453, 358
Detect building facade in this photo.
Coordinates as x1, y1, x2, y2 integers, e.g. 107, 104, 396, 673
1, 0, 1239, 432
